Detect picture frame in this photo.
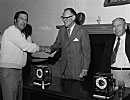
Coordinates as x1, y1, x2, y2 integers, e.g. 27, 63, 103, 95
104, 0, 130, 7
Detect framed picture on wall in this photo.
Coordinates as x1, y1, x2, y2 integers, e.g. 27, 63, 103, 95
104, 0, 130, 7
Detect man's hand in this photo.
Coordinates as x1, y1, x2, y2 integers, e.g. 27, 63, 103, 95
39, 46, 46, 52
40, 46, 51, 53
44, 46, 51, 53
79, 70, 88, 79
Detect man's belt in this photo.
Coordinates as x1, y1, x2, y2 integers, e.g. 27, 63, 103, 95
111, 67, 130, 70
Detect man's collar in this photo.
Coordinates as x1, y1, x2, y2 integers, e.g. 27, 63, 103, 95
116, 32, 126, 40
68, 23, 75, 31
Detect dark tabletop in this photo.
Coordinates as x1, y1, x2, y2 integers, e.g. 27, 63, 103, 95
23, 74, 130, 100
23, 58, 130, 100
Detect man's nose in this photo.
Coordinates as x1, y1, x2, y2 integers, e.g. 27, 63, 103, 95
23, 20, 27, 24
115, 27, 118, 30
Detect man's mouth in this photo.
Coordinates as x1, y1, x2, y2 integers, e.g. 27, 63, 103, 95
20, 23, 25, 27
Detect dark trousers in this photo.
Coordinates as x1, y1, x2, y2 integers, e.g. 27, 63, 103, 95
0, 67, 23, 100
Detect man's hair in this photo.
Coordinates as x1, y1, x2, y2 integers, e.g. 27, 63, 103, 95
64, 8, 77, 16
112, 17, 126, 25
14, 11, 28, 22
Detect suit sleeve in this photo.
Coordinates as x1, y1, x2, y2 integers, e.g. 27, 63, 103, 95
81, 28, 91, 70
50, 29, 61, 53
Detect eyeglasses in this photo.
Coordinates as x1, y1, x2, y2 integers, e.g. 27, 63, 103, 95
61, 15, 74, 20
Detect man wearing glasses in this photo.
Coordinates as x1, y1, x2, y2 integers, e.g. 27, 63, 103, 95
44, 8, 91, 80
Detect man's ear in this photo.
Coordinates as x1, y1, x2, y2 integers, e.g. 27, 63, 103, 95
72, 15, 76, 21
14, 19, 17, 23
125, 24, 128, 29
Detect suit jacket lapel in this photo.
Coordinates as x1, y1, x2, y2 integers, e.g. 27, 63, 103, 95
66, 24, 79, 47
105, 35, 116, 58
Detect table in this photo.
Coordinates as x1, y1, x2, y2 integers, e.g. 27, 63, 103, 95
23, 76, 130, 100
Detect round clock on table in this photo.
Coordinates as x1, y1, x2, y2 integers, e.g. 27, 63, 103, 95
96, 77, 107, 90
93, 72, 116, 99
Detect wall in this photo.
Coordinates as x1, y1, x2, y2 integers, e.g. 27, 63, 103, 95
0, 0, 130, 57
87, 0, 130, 24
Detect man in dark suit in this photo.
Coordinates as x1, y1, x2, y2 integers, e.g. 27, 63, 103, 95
100, 17, 130, 87
44, 8, 91, 80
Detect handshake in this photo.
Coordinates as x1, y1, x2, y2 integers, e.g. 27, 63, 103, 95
39, 46, 52, 54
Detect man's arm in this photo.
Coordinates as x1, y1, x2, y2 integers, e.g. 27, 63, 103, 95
79, 28, 91, 78
49, 29, 62, 53
8, 30, 40, 53
82, 29, 91, 70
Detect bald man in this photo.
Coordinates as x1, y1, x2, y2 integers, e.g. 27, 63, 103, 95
100, 17, 130, 87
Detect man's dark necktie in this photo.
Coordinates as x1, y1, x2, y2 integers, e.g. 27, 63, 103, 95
111, 37, 121, 65
67, 28, 71, 37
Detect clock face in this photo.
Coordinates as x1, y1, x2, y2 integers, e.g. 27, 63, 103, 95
36, 68, 43, 78
96, 77, 107, 89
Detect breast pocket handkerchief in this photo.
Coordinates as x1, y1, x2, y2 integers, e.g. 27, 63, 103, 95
73, 38, 79, 41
